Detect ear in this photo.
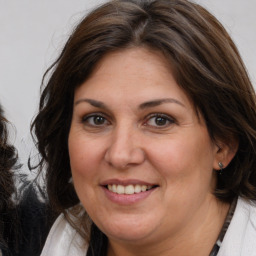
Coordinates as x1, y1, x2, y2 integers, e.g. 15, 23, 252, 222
213, 138, 239, 170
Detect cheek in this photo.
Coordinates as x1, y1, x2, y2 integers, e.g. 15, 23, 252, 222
147, 131, 215, 186
68, 133, 108, 187
69, 133, 92, 179
68, 137, 100, 206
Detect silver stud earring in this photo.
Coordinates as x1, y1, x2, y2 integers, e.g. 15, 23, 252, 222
218, 162, 224, 175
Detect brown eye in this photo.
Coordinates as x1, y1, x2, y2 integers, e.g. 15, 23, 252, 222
82, 114, 108, 126
93, 116, 106, 125
155, 117, 168, 126
145, 114, 174, 128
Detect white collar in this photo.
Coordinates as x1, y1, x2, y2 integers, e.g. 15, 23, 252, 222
40, 213, 87, 256
218, 197, 256, 255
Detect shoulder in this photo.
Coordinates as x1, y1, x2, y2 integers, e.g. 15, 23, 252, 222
15, 183, 54, 256
218, 197, 256, 256
41, 213, 87, 256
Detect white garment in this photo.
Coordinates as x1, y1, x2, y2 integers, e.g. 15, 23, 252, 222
41, 197, 256, 256
40, 214, 87, 256
218, 197, 256, 255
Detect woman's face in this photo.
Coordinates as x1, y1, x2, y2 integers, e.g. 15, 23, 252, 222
69, 48, 221, 246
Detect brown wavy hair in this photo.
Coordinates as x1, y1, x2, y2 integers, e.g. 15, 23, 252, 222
0, 106, 17, 212
32, 0, 256, 242
0, 105, 18, 252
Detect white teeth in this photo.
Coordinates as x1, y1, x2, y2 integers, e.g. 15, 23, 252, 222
134, 184, 141, 193
141, 185, 147, 192
107, 184, 154, 194
112, 184, 117, 193
125, 185, 134, 194
117, 185, 125, 194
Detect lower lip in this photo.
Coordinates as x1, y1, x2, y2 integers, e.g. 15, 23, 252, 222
102, 186, 157, 205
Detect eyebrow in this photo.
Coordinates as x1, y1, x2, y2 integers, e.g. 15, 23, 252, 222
75, 99, 107, 108
75, 98, 185, 109
139, 98, 185, 109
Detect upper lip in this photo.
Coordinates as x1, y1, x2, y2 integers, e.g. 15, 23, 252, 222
100, 179, 157, 186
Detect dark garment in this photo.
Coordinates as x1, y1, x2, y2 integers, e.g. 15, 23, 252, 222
1, 184, 55, 256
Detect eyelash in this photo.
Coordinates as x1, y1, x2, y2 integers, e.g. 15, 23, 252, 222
143, 113, 175, 129
81, 113, 175, 129
81, 113, 110, 127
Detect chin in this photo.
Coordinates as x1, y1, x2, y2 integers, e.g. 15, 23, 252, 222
96, 214, 158, 243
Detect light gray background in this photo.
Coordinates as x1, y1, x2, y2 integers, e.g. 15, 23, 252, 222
0, 0, 255, 159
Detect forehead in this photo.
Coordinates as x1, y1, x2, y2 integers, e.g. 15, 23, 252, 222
78, 48, 172, 91
74, 47, 196, 112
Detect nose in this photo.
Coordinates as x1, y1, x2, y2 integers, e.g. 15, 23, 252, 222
104, 126, 145, 169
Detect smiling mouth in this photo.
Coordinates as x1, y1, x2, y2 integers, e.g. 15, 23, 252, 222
106, 184, 158, 195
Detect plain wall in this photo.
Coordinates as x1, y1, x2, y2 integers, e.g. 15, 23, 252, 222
0, 0, 255, 167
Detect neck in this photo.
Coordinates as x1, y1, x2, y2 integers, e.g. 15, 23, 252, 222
107, 197, 230, 256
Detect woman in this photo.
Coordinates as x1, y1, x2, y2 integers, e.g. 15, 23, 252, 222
0, 104, 53, 256
0, 105, 20, 256
33, 0, 256, 255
